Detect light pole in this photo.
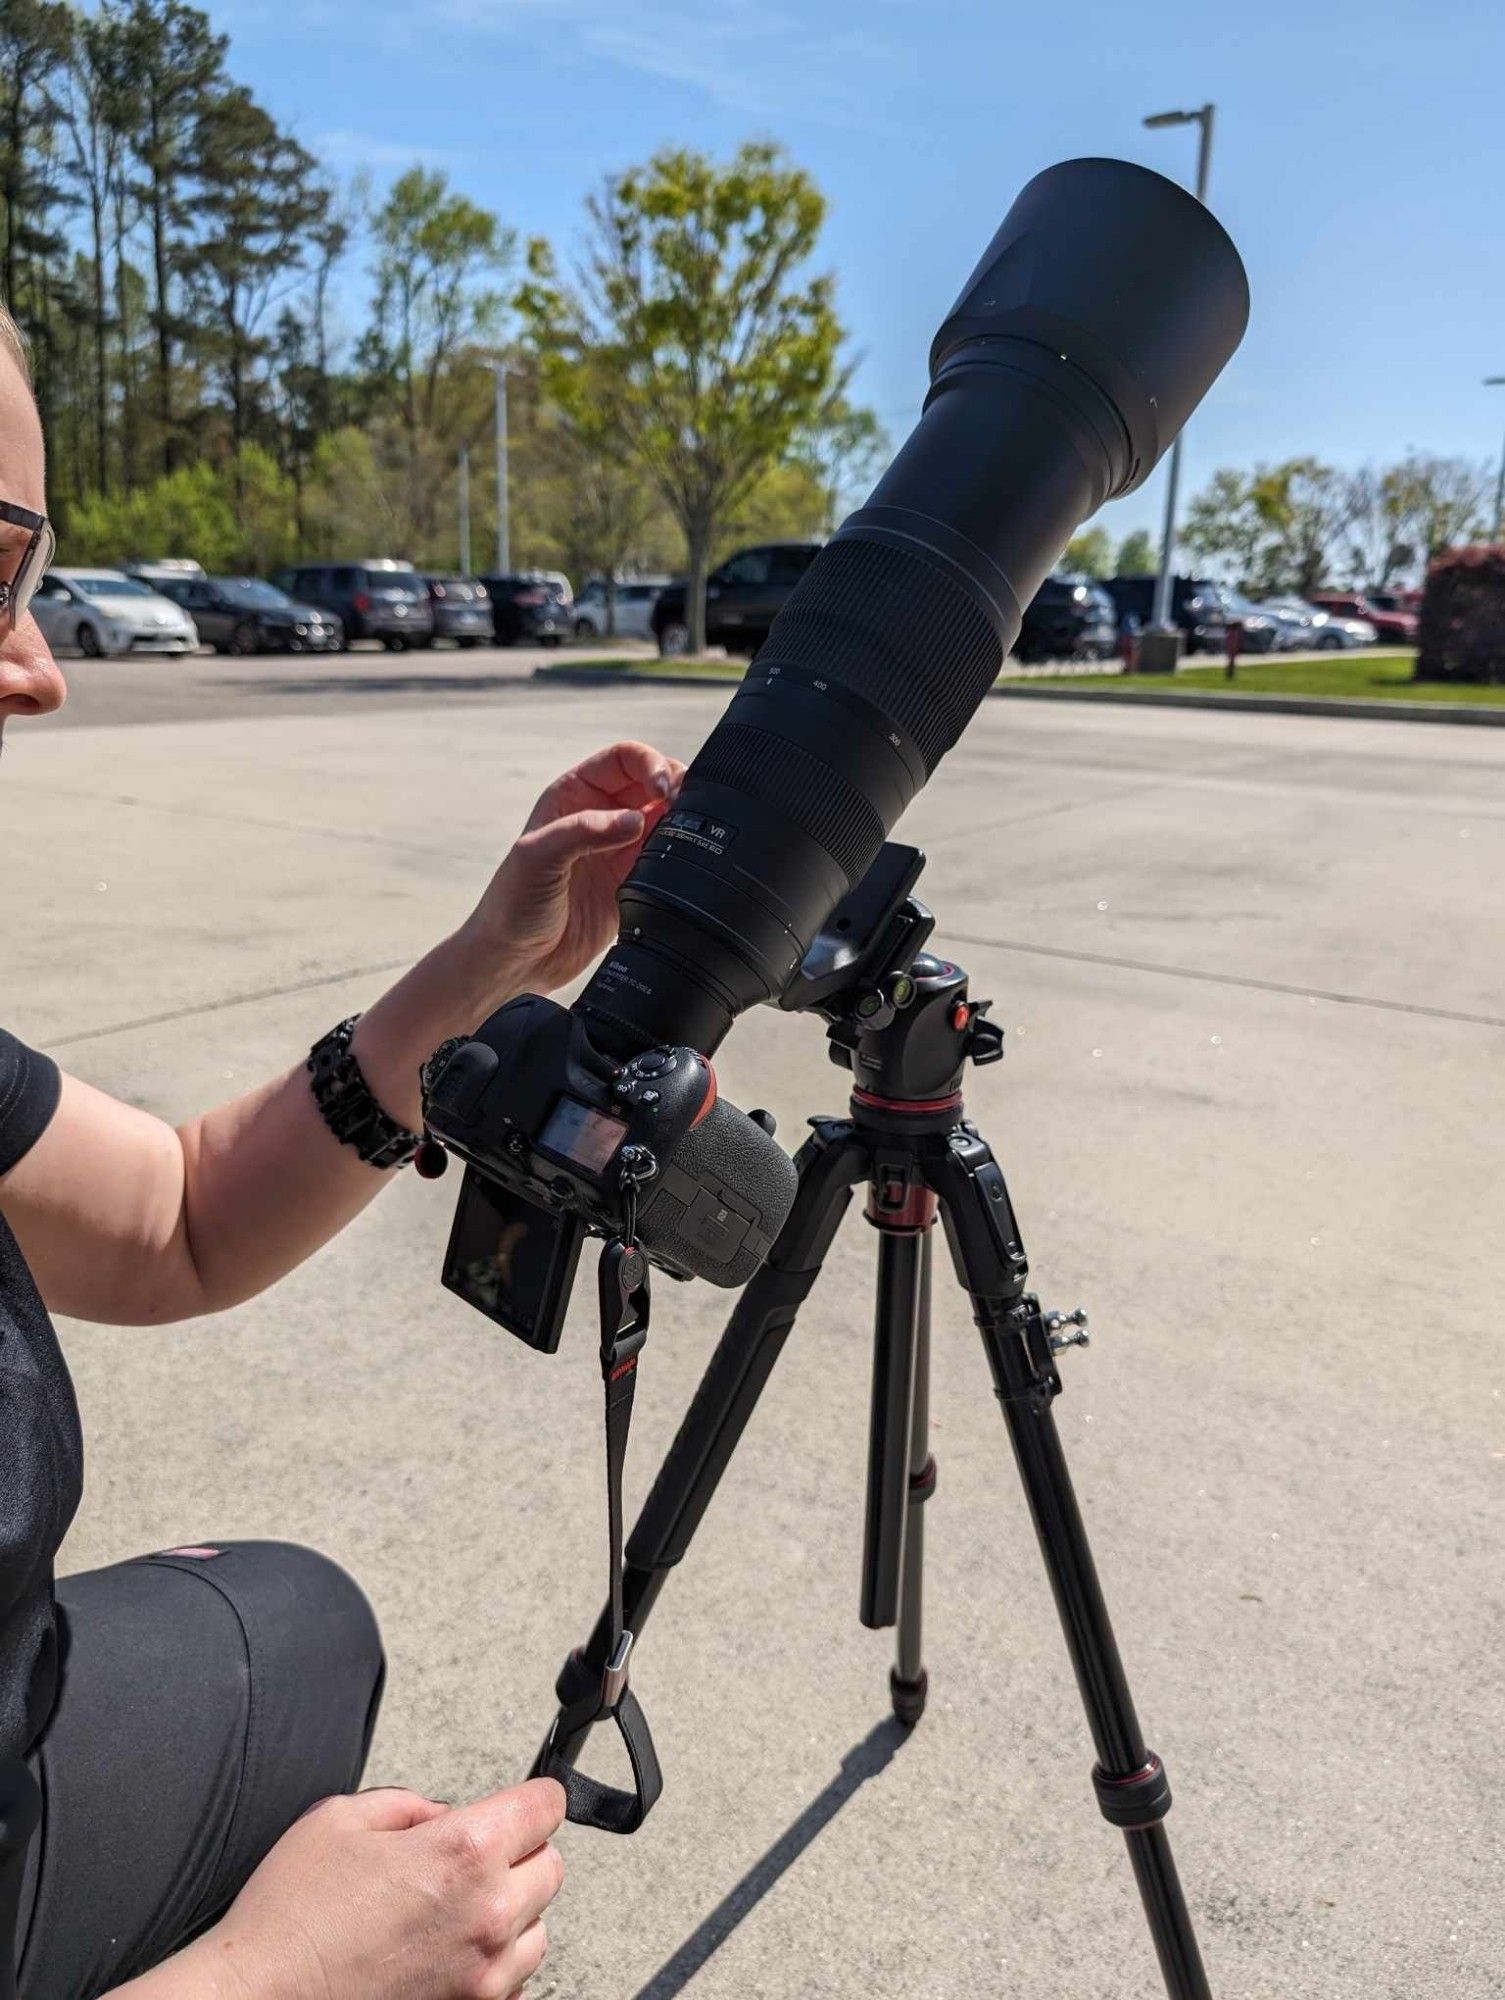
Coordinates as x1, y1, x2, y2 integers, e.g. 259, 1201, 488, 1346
1487, 376, 1505, 544
1144, 105, 1216, 648
457, 445, 472, 577
494, 364, 511, 575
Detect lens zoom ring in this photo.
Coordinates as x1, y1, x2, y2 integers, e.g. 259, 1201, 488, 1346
689, 723, 886, 886
756, 536, 1005, 772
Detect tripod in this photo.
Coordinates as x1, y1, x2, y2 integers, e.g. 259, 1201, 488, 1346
534, 858, 1213, 1999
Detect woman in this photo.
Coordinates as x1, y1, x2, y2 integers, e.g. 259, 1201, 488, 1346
0, 304, 684, 1997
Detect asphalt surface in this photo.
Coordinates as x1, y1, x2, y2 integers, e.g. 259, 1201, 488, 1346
3, 671, 1501, 1999
41, 635, 656, 728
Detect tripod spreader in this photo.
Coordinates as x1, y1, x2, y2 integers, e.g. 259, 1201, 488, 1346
529, 948, 1213, 2000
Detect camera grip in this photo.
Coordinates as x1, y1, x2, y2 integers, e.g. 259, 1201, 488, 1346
639, 1098, 798, 1289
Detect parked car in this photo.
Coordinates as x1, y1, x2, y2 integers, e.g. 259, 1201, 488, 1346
1101, 574, 1229, 654
422, 575, 493, 647
1012, 572, 1117, 663
1360, 587, 1423, 616
271, 561, 435, 649
122, 556, 207, 591
1214, 588, 1283, 653
30, 568, 199, 657
572, 577, 671, 641
1307, 591, 1417, 644
478, 573, 573, 645
154, 574, 342, 654
651, 542, 824, 657
1261, 596, 1377, 649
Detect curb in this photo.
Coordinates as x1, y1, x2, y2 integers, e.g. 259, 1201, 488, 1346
533, 665, 1505, 726
987, 684, 1505, 726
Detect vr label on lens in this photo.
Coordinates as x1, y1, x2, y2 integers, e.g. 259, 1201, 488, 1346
662, 809, 737, 856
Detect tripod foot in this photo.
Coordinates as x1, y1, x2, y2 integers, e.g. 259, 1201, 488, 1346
889, 1666, 928, 1728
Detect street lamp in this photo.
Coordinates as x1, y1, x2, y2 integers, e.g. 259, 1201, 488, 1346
494, 364, 512, 575
1143, 105, 1216, 647
1486, 377, 1505, 544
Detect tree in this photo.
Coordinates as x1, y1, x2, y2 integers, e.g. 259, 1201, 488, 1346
1063, 526, 1111, 576
57, 3, 135, 496
0, 0, 76, 449
118, 0, 227, 473
522, 142, 845, 654
368, 166, 512, 445
185, 86, 325, 473
1116, 528, 1156, 575
797, 391, 887, 532
1384, 454, 1490, 568
1183, 458, 1358, 595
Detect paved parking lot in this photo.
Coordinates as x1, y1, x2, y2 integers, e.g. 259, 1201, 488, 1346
43, 636, 656, 728
3, 677, 1501, 1998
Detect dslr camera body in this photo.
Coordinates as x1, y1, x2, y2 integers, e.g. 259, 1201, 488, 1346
424, 995, 797, 1352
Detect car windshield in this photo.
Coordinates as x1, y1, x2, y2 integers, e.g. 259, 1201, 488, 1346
372, 577, 425, 599
217, 580, 291, 609
68, 574, 156, 599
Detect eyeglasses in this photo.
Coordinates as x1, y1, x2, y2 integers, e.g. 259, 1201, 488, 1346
0, 499, 56, 633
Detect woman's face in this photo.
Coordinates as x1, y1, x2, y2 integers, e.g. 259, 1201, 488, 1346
0, 349, 68, 743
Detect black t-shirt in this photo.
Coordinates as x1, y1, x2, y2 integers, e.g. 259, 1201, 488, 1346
0, 1031, 84, 1760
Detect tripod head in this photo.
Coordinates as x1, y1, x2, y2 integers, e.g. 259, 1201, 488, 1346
780, 842, 1004, 1104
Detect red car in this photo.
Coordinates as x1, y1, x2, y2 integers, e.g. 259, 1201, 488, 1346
1307, 592, 1418, 644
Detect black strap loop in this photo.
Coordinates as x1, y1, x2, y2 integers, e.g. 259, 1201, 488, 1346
540, 1236, 662, 1835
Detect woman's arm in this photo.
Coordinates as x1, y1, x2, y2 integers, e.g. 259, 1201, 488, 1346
0, 742, 682, 1325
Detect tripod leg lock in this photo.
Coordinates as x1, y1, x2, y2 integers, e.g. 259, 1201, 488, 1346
1091, 1752, 1173, 1830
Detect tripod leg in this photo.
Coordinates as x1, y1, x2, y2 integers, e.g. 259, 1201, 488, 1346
531, 1120, 868, 1776
933, 1135, 1213, 2000
891, 1227, 934, 1726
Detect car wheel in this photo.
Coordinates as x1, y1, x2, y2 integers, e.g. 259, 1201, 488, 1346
383, 636, 407, 653
1317, 632, 1343, 651
657, 621, 691, 658
230, 620, 258, 656
77, 622, 103, 658
541, 634, 562, 648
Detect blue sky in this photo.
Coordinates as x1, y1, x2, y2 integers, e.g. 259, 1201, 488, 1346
217, 0, 1505, 544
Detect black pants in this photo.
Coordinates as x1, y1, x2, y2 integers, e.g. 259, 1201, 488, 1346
16, 1542, 384, 1999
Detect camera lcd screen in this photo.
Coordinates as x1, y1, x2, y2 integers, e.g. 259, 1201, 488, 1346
442, 1166, 585, 1352
540, 1096, 627, 1177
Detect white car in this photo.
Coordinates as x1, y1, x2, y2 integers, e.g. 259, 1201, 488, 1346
31, 568, 200, 657
1259, 596, 1377, 650
572, 577, 670, 641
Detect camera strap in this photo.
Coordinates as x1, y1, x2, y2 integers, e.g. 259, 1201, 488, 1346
536, 1233, 663, 1834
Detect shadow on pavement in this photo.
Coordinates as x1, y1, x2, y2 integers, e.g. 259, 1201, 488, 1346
630, 1717, 912, 2000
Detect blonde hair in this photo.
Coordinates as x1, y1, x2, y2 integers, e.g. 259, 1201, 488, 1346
0, 302, 32, 385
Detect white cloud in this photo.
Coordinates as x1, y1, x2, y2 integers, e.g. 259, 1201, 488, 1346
432, 0, 899, 126
312, 128, 470, 172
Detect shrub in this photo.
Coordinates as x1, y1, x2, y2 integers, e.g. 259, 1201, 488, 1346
1416, 545, 1505, 683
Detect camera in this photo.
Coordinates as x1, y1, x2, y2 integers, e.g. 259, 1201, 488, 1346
425, 157, 1250, 1354
424, 995, 797, 1349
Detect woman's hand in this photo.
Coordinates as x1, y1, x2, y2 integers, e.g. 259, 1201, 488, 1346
128, 1780, 567, 2000
462, 740, 685, 999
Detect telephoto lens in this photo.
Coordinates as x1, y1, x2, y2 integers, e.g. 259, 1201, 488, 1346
579, 156, 1249, 1059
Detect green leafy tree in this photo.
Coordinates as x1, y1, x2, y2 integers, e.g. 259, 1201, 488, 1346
0, 0, 76, 446
1063, 526, 1111, 576
368, 166, 512, 444
797, 392, 887, 532
1184, 458, 1357, 595
118, 0, 228, 472
185, 86, 326, 472
1116, 527, 1156, 575
522, 141, 845, 653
